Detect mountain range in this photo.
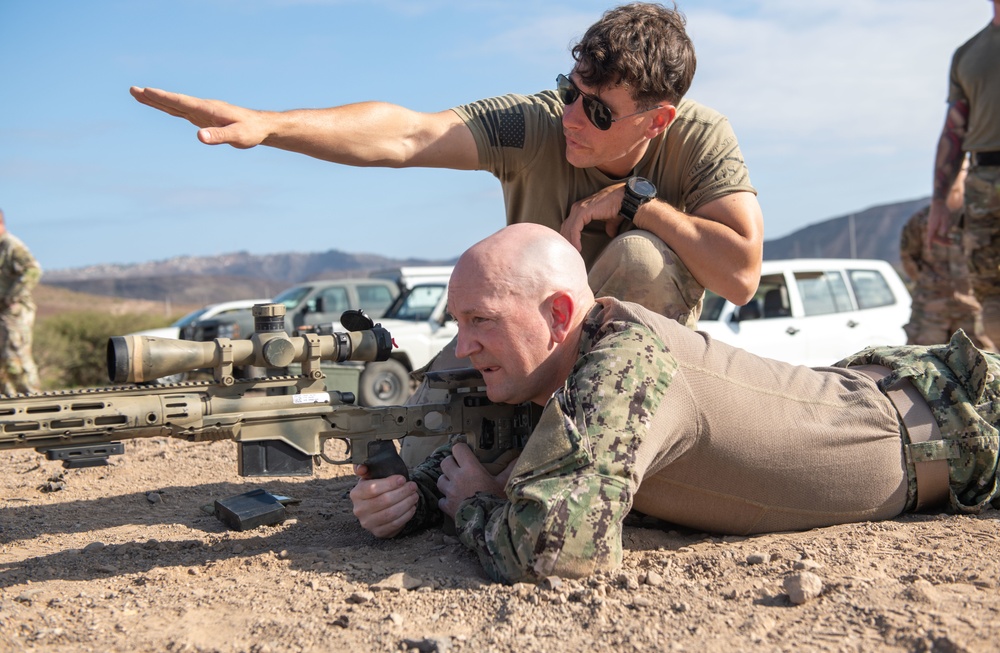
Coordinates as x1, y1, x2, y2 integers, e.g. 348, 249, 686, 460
44, 197, 929, 306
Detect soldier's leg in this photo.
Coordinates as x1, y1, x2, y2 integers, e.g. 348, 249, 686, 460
587, 230, 704, 328
0, 305, 38, 394
963, 168, 1000, 346
15, 306, 40, 393
0, 322, 13, 396
0, 306, 39, 394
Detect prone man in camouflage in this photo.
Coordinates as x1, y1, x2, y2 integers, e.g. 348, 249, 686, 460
351, 224, 1000, 584
0, 209, 41, 395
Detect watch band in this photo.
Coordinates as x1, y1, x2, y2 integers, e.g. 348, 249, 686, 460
619, 176, 657, 223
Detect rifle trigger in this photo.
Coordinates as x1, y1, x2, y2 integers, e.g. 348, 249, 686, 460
365, 440, 409, 481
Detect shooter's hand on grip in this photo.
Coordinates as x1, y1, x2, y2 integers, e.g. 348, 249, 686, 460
350, 464, 418, 539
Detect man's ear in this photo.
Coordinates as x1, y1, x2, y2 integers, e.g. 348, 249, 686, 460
646, 105, 677, 139
547, 291, 575, 343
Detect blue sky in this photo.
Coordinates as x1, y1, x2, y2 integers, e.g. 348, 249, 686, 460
0, 0, 993, 271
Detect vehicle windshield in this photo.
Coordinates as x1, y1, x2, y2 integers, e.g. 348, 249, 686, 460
173, 307, 210, 328
383, 284, 446, 321
272, 286, 312, 310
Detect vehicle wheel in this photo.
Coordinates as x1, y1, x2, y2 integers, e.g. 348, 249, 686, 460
358, 359, 412, 406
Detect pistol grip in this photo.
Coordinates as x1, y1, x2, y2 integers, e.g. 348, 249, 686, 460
364, 440, 409, 481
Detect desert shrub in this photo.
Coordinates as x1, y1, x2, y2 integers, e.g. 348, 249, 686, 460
35, 312, 171, 389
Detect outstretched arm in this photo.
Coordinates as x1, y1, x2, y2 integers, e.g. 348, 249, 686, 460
130, 87, 480, 170
928, 99, 969, 247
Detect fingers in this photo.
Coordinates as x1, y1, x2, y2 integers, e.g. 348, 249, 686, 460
350, 475, 418, 538
130, 86, 260, 147
495, 456, 520, 487
436, 445, 502, 519
559, 214, 585, 251
450, 441, 477, 466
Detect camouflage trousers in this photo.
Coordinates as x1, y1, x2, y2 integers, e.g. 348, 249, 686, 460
905, 294, 993, 351
399, 231, 704, 467
0, 302, 40, 395
963, 165, 1000, 346
839, 329, 1000, 513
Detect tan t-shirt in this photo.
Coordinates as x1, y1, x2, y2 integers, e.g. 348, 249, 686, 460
949, 23, 1000, 152
452, 91, 756, 269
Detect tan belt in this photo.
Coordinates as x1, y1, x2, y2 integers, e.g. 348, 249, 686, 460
855, 365, 951, 511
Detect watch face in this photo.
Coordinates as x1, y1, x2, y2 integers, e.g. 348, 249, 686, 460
630, 177, 657, 198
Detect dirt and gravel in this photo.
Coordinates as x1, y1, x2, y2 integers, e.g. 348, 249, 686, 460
1, 429, 998, 653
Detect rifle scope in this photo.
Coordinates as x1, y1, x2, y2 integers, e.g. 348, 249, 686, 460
107, 303, 392, 384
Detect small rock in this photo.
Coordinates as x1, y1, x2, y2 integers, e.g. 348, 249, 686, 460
401, 637, 450, 653
513, 583, 534, 599
784, 571, 823, 605
746, 552, 768, 565
387, 612, 404, 626
617, 573, 639, 590
541, 576, 563, 592
372, 572, 422, 591
793, 559, 822, 571
15, 589, 43, 604
644, 570, 664, 586
347, 591, 375, 604
83, 542, 106, 554
146, 492, 162, 504
331, 615, 350, 628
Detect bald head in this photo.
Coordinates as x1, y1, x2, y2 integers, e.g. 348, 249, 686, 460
453, 223, 594, 307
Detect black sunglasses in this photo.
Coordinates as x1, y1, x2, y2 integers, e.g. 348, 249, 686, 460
555, 74, 661, 131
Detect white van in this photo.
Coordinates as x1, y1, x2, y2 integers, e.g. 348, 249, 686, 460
697, 259, 912, 367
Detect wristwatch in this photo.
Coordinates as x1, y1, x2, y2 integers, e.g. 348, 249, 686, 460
619, 176, 657, 225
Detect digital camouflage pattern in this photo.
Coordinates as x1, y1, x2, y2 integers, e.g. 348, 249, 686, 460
839, 329, 1000, 514
406, 306, 677, 584
899, 206, 991, 349
963, 164, 1000, 346
0, 232, 41, 395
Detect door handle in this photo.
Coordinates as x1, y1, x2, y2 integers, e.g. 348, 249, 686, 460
785, 327, 800, 336
846, 320, 859, 328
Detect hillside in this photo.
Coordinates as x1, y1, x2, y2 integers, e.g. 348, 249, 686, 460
34, 283, 201, 322
44, 249, 457, 306
41, 198, 929, 306
763, 197, 926, 265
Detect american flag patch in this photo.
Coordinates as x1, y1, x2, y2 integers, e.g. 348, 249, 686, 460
480, 105, 526, 149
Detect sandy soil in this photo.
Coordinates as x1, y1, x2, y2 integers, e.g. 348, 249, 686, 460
1, 431, 999, 653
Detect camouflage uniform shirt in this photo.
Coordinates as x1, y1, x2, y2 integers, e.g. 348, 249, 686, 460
0, 232, 41, 311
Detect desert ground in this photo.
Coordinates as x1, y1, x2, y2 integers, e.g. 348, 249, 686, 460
2, 287, 998, 652
1, 430, 998, 653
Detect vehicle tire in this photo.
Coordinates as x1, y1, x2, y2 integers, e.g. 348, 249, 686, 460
358, 359, 412, 406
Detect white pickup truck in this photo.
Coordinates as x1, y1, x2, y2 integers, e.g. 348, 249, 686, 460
359, 279, 457, 406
